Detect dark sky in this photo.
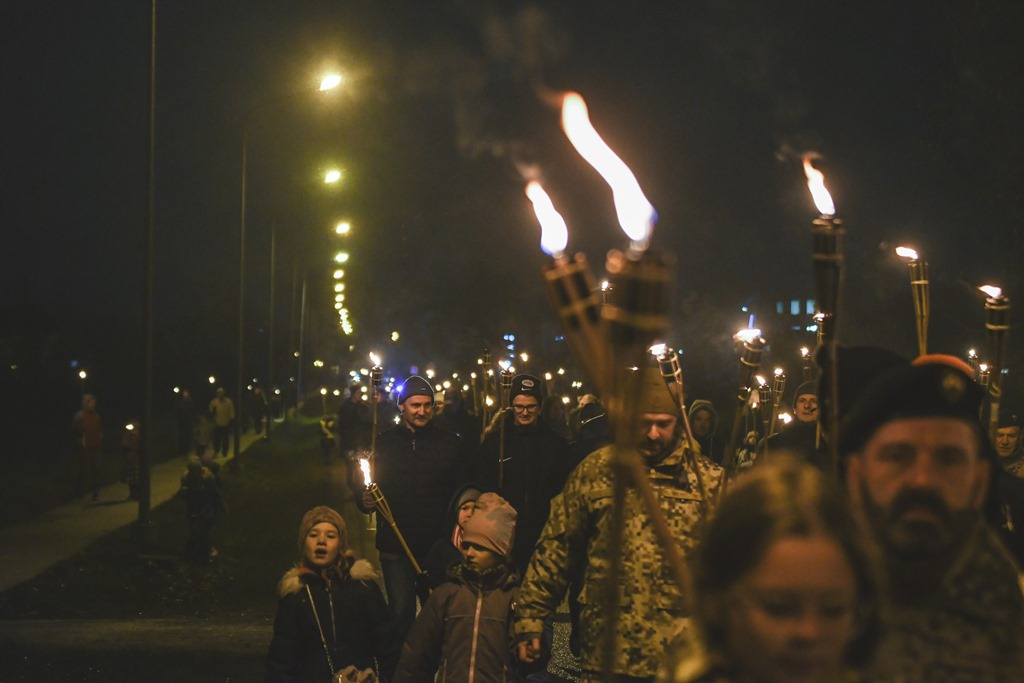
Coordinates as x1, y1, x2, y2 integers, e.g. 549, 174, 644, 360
2, 1, 1023, 406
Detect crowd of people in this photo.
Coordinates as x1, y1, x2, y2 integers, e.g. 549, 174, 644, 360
260, 344, 1024, 683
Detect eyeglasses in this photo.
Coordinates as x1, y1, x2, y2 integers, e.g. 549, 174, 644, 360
512, 404, 539, 413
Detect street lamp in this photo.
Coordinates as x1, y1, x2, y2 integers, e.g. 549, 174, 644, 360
324, 169, 342, 184
236, 73, 342, 463
335, 220, 351, 235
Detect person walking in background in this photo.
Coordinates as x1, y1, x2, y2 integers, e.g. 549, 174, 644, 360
252, 387, 269, 437
72, 393, 102, 500
266, 506, 398, 683
175, 388, 196, 456
665, 458, 882, 683
208, 387, 235, 458
176, 455, 225, 561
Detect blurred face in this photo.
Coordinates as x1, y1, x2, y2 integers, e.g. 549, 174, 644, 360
846, 417, 989, 559
461, 540, 502, 571
401, 395, 434, 431
995, 426, 1021, 459
794, 395, 819, 423
457, 500, 476, 528
691, 409, 713, 438
512, 396, 540, 427
638, 413, 678, 462
303, 522, 342, 569
726, 535, 859, 683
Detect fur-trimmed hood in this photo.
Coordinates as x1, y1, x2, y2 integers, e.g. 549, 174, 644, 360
277, 553, 379, 597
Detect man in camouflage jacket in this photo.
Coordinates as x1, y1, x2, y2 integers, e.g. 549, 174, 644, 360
842, 356, 1024, 682
513, 368, 724, 681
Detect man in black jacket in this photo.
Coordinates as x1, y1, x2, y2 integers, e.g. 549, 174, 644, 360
356, 375, 463, 642
473, 373, 571, 573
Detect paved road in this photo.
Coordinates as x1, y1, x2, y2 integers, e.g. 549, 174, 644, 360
0, 431, 266, 594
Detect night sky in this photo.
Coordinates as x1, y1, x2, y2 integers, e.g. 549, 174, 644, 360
2, 1, 1024, 426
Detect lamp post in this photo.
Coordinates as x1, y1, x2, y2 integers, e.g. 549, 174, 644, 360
233, 74, 342, 465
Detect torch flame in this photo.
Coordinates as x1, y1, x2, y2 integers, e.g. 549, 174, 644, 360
561, 92, 657, 249
895, 246, 919, 261
968, 349, 978, 359
358, 458, 372, 487
756, 375, 767, 386
734, 328, 763, 344
369, 352, 381, 366
525, 181, 569, 258
774, 367, 784, 376
779, 412, 793, 425
498, 359, 512, 371
648, 342, 668, 357
802, 158, 836, 216
979, 285, 1003, 299
800, 347, 810, 359
980, 363, 990, 372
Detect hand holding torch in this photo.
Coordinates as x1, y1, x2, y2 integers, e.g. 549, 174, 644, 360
359, 458, 422, 574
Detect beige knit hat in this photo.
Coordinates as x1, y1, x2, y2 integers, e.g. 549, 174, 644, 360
461, 493, 517, 558
297, 505, 347, 554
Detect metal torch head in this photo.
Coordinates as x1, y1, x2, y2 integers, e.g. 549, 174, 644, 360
371, 366, 383, 387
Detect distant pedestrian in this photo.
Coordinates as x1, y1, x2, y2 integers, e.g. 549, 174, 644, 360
252, 387, 269, 436
194, 413, 213, 458
176, 455, 225, 561
120, 420, 140, 501
175, 388, 196, 456
266, 506, 398, 683
209, 387, 235, 457
319, 413, 336, 464
72, 393, 102, 500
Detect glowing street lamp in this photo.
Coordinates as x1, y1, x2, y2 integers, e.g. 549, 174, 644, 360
335, 221, 351, 235
324, 169, 342, 184
334, 251, 350, 264
319, 73, 343, 91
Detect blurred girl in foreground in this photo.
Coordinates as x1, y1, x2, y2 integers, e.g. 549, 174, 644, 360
665, 458, 882, 683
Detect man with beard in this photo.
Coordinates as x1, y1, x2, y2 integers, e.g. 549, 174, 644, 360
514, 368, 724, 682
841, 355, 1024, 681
356, 375, 463, 643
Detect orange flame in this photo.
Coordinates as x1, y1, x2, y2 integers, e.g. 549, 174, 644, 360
802, 158, 835, 216
525, 181, 569, 258
895, 245, 919, 261
561, 92, 656, 249
358, 458, 372, 487
979, 285, 1003, 299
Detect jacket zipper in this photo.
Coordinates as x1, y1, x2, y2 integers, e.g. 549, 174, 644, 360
467, 590, 483, 683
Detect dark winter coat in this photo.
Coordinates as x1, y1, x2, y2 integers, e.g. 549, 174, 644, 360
473, 414, 571, 572
393, 562, 521, 683
265, 556, 398, 683
356, 421, 464, 562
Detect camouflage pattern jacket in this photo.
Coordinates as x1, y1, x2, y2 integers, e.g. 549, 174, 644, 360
867, 521, 1024, 682
513, 444, 724, 678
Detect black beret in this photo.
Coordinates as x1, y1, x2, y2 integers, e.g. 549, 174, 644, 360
839, 358, 985, 456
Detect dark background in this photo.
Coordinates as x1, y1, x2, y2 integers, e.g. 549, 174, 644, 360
1, 1, 1023, 462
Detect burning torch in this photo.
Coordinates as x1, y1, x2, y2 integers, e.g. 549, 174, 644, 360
757, 375, 773, 458
800, 346, 813, 383
359, 458, 422, 574
896, 246, 929, 357
980, 285, 1010, 440
722, 328, 766, 474
805, 157, 843, 476
650, 342, 710, 512
498, 360, 515, 488
369, 353, 383, 456
770, 367, 786, 436
967, 348, 980, 380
